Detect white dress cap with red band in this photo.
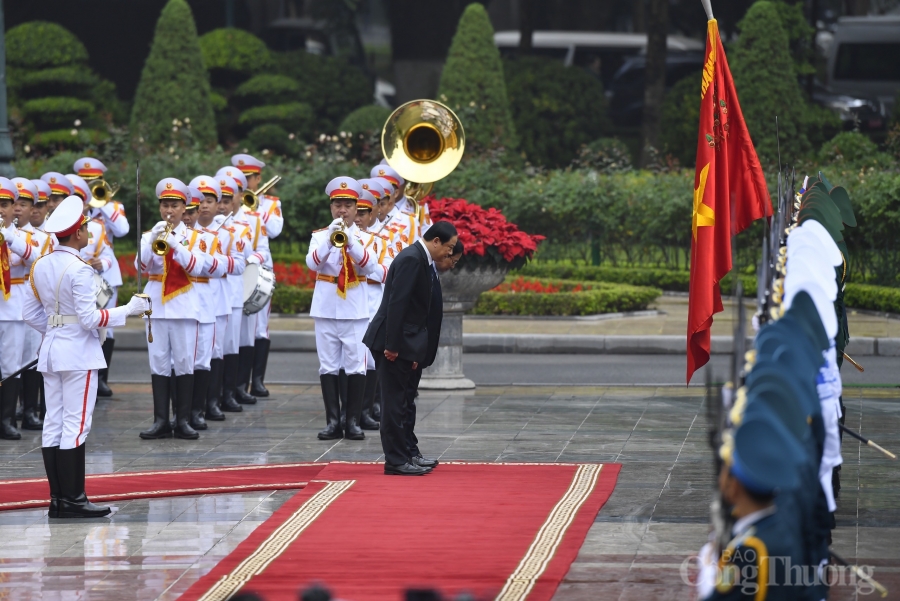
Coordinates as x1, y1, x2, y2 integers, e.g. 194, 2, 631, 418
372, 177, 393, 198
358, 178, 385, 201
44, 196, 86, 236
31, 179, 52, 202
11, 178, 39, 203
231, 154, 265, 175
216, 167, 247, 191
155, 178, 190, 203
369, 164, 403, 187
73, 157, 108, 179
65, 174, 91, 202
217, 175, 238, 198
187, 186, 203, 207
41, 172, 75, 196
325, 176, 362, 200
0, 177, 20, 202
189, 175, 223, 202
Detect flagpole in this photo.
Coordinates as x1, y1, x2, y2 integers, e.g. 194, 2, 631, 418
700, 0, 714, 20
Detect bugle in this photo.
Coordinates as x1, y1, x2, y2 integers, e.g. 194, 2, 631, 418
241, 175, 282, 211
330, 220, 348, 248
152, 220, 174, 256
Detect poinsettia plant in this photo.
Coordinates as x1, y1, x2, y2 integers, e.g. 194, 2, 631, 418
426, 197, 544, 270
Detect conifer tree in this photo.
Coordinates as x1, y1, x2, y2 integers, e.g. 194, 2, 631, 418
130, 0, 216, 147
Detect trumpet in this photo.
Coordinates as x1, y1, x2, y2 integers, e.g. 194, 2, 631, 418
152, 220, 175, 256
330, 220, 348, 248
88, 179, 120, 208
241, 175, 282, 211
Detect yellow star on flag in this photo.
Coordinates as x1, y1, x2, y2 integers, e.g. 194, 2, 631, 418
692, 163, 715, 240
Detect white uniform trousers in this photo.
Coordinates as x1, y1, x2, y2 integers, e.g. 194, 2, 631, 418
146, 318, 198, 376
105, 287, 118, 339
194, 322, 215, 371
224, 307, 242, 355
254, 298, 271, 340
0, 321, 25, 377
314, 317, 368, 376
213, 315, 227, 360
42, 369, 98, 449
366, 348, 375, 371
240, 311, 256, 347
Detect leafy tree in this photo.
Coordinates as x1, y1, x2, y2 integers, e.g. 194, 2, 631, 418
660, 73, 701, 167
130, 0, 216, 148
338, 105, 392, 136
438, 3, 518, 153
504, 56, 608, 167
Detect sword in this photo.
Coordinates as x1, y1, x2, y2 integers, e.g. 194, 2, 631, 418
842, 351, 864, 372
839, 424, 896, 460
0, 359, 38, 386
134, 161, 153, 343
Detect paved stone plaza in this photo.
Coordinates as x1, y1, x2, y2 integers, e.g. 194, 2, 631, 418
0, 383, 897, 600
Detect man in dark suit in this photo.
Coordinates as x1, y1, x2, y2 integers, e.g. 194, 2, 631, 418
363, 221, 459, 476
403, 240, 464, 465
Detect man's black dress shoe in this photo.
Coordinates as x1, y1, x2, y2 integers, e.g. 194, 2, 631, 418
411, 454, 438, 469
384, 462, 429, 476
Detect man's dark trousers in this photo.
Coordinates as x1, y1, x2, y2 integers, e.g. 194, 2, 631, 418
377, 355, 416, 466
405, 369, 422, 457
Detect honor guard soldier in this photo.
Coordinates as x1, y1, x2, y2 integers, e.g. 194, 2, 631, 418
40, 172, 74, 215
371, 164, 431, 244
212, 174, 255, 411
22, 196, 149, 517
30, 179, 52, 230
74, 159, 129, 398
232, 154, 280, 398
218, 166, 269, 404
307, 177, 380, 441
11, 179, 51, 431
136, 178, 209, 440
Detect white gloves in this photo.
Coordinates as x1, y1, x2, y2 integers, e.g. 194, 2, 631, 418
328, 217, 345, 234
247, 254, 261, 265
124, 295, 151, 316
151, 220, 169, 235
1, 221, 17, 239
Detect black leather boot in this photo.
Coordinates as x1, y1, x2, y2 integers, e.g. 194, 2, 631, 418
339, 369, 348, 430
234, 346, 257, 405
21, 369, 44, 430
220, 354, 244, 412
97, 337, 115, 397
41, 446, 60, 518
174, 374, 199, 440
139, 374, 173, 439
56, 444, 111, 518
205, 359, 225, 421
317, 374, 342, 440
360, 370, 379, 430
250, 338, 270, 397
344, 374, 366, 440
168, 370, 178, 431
1, 378, 21, 440
190, 369, 210, 430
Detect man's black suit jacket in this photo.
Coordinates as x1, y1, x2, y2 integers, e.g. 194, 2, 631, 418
422, 268, 443, 368
363, 241, 433, 364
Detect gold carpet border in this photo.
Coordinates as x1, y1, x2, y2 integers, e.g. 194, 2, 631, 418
0, 462, 322, 486
494, 464, 603, 601
0, 482, 310, 510
196, 480, 354, 601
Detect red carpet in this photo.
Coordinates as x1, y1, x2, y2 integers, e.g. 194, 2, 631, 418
0, 463, 325, 511
179, 461, 621, 601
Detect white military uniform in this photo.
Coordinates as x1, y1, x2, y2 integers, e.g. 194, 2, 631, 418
0, 183, 36, 382
18, 221, 52, 369
185, 226, 227, 370
136, 215, 208, 376
233, 206, 270, 346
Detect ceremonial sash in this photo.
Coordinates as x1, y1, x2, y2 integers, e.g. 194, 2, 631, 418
336, 246, 358, 300
0, 242, 10, 301
161, 249, 192, 303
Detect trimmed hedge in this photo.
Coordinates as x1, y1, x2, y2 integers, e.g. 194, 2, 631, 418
472, 279, 660, 316
22, 97, 94, 128
6, 21, 88, 69
238, 102, 314, 135
199, 28, 272, 78
245, 124, 299, 155
338, 105, 392, 136
233, 74, 300, 107
120, 283, 313, 314
843, 284, 900, 315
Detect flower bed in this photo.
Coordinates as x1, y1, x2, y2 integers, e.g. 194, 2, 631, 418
471, 277, 661, 316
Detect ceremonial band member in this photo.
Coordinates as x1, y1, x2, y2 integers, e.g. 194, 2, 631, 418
307, 177, 380, 441
30, 180, 52, 230
22, 196, 149, 517
363, 221, 458, 475
371, 164, 431, 244
232, 154, 282, 398
136, 179, 208, 440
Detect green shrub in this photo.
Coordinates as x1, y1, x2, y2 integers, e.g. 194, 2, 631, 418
238, 102, 314, 137
571, 137, 634, 172
209, 91, 228, 112
438, 3, 517, 153
504, 56, 608, 167
338, 105, 392, 136
22, 97, 95, 129
271, 287, 314, 313
6, 21, 88, 69
29, 128, 108, 150
843, 283, 900, 314
472, 281, 661, 316
233, 74, 300, 107
130, 0, 216, 148
819, 131, 891, 167
660, 73, 701, 167
11, 66, 96, 100
199, 28, 271, 83
244, 124, 299, 155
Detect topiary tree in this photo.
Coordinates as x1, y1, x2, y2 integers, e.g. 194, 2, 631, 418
504, 56, 608, 167
729, 1, 837, 165
438, 3, 517, 153
130, 0, 216, 148
338, 105, 392, 136
660, 73, 701, 167
6, 21, 122, 153
199, 28, 272, 88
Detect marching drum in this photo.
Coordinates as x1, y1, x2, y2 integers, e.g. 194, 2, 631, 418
93, 273, 114, 309
243, 264, 276, 315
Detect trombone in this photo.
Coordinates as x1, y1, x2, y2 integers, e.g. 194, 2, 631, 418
152, 220, 174, 256
88, 179, 120, 208
330, 220, 348, 248
242, 175, 282, 212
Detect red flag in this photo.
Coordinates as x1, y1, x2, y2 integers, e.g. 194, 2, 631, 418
161, 250, 193, 303
0, 242, 10, 301
687, 19, 771, 384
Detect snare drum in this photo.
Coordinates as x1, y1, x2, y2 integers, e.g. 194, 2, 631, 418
92, 273, 114, 309
243, 264, 276, 315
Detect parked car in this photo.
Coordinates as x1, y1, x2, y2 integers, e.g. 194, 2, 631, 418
812, 84, 885, 131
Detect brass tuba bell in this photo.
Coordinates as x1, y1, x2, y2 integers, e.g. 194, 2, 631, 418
242, 175, 282, 212
381, 99, 465, 209
88, 179, 119, 208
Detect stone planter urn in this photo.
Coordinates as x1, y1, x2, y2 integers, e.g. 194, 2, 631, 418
420, 264, 509, 389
